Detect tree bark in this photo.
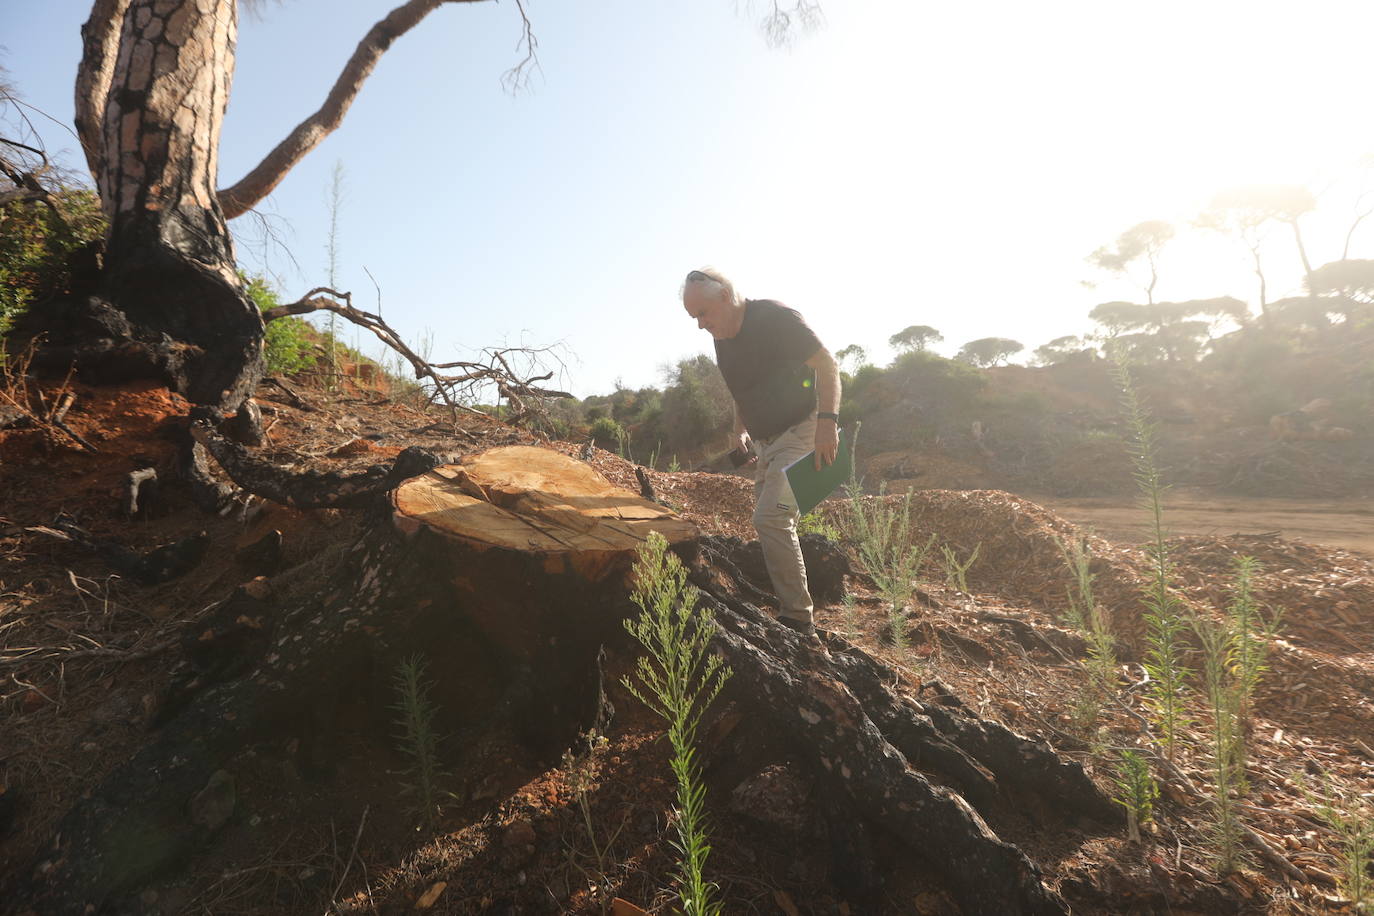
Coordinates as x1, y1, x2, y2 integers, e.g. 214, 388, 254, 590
101, 0, 263, 409
20, 0, 262, 412
75, 0, 133, 179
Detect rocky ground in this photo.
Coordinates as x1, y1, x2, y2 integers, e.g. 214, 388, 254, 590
1, 369, 1372, 914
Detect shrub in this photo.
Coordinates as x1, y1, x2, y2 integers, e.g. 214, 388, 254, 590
0, 187, 105, 338
1110, 749, 1158, 842
589, 416, 624, 449
242, 274, 314, 376
391, 655, 448, 831
1113, 354, 1190, 760
1056, 533, 1116, 732
622, 532, 731, 916
1301, 778, 1374, 909
798, 510, 841, 541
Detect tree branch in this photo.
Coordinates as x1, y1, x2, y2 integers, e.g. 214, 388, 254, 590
0, 138, 55, 210
1342, 193, 1374, 261
217, 0, 492, 219
261, 289, 569, 423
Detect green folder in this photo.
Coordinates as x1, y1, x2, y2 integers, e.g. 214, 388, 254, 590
783, 429, 852, 517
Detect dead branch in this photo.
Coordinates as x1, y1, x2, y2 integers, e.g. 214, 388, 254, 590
501, 0, 542, 91
261, 376, 312, 411
1240, 823, 1309, 885
262, 288, 569, 425
0, 351, 99, 453
0, 137, 55, 209
0, 638, 176, 669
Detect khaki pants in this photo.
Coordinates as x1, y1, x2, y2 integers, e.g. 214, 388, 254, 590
752, 413, 817, 623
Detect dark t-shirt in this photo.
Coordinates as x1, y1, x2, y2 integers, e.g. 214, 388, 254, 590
714, 299, 822, 440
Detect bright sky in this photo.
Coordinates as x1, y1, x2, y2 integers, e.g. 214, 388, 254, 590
6, 0, 1374, 395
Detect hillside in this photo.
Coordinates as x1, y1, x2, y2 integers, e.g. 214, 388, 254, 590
1, 364, 1372, 914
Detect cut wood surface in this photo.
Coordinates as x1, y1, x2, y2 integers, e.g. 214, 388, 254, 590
392, 446, 697, 579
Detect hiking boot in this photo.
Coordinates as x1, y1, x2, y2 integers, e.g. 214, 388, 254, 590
778, 615, 817, 638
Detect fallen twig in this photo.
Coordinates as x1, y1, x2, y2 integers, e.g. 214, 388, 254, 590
1240, 822, 1309, 885
0, 638, 176, 668
262, 375, 311, 411
327, 804, 369, 907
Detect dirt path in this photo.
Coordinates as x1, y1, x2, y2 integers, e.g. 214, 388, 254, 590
1037, 489, 1374, 557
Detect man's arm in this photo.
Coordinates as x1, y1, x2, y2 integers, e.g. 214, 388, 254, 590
805, 347, 842, 469
732, 400, 756, 465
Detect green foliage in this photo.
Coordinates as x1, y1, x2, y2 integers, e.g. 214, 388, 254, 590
589, 416, 625, 449
938, 541, 979, 596
1225, 556, 1282, 748
0, 187, 105, 338
862, 350, 987, 435
242, 274, 314, 376
1033, 335, 1094, 366
1192, 609, 1246, 873
1113, 353, 1191, 760
1088, 219, 1175, 278
839, 431, 935, 648
835, 343, 868, 371
842, 484, 932, 648
888, 324, 942, 353
390, 655, 448, 832
956, 336, 1024, 367
1301, 778, 1374, 910
797, 510, 841, 541
655, 355, 733, 455
1056, 534, 1117, 732
1110, 749, 1159, 842
1090, 298, 1245, 363
622, 532, 731, 916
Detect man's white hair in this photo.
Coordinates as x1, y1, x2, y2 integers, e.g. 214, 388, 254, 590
681, 266, 740, 305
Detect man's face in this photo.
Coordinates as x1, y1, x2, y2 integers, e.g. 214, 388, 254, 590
683, 283, 734, 339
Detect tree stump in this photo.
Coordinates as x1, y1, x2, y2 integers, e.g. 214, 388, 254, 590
392, 445, 695, 582
14, 446, 1115, 915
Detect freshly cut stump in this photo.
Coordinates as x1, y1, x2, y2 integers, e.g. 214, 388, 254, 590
391, 446, 697, 665
393, 445, 696, 580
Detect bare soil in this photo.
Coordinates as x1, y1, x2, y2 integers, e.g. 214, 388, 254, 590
1039, 489, 1374, 559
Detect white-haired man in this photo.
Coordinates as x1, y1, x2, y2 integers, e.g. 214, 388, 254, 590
681, 267, 841, 637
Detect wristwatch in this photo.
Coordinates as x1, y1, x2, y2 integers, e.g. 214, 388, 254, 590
817, 412, 839, 421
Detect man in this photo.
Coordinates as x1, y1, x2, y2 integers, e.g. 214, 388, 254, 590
681, 267, 841, 637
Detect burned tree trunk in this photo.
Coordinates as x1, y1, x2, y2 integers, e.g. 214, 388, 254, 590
17, 0, 262, 412
13, 447, 1114, 914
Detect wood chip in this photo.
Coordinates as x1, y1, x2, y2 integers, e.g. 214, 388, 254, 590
414, 881, 447, 910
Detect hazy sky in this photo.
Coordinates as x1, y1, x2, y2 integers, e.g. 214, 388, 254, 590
6, 0, 1374, 395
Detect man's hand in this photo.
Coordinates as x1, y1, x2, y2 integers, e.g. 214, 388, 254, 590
814, 419, 839, 470
734, 431, 757, 467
